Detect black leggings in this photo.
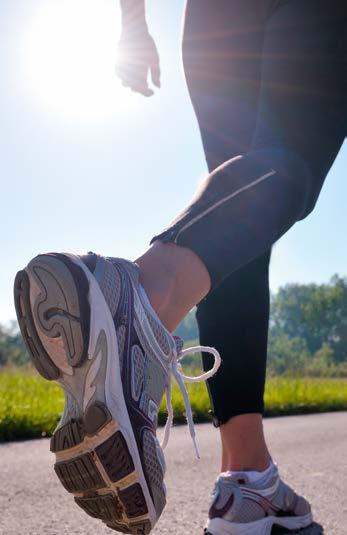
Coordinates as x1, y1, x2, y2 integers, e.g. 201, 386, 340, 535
152, 0, 347, 424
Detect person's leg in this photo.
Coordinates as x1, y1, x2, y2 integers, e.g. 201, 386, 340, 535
138, 0, 346, 473
148, 1, 346, 294
197, 258, 271, 472
16, 2, 346, 531
178, 0, 273, 473
136, 241, 210, 332
140, 0, 347, 333
138, 0, 272, 472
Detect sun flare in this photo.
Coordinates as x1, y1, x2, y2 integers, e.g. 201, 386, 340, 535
21, 0, 132, 120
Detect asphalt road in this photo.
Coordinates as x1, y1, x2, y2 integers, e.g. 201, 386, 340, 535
1, 412, 346, 535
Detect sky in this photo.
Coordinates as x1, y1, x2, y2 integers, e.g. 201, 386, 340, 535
1, 0, 347, 323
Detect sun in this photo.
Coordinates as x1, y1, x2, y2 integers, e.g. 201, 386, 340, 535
21, 0, 133, 120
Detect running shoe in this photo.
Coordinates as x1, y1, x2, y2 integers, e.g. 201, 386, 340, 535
14, 252, 220, 534
204, 467, 313, 535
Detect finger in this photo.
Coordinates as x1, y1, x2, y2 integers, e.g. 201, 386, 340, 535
150, 60, 161, 88
120, 77, 152, 96
118, 72, 151, 95
127, 64, 153, 96
116, 60, 153, 96
130, 84, 154, 97
116, 61, 147, 87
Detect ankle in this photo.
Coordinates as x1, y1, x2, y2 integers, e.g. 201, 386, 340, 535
220, 414, 271, 472
223, 453, 271, 472
135, 242, 210, 331
138, 272, 176, 329
136, 246, 178, 330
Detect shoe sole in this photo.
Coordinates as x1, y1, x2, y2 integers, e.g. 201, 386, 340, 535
14, 253, 157, 534
205, 512, 313, 535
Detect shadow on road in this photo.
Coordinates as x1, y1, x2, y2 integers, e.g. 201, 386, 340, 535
273, 523, 324, 534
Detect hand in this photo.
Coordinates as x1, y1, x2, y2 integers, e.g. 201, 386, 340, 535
116, 27, 161, 97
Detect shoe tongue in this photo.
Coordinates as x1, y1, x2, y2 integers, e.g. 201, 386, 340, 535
125, 259, 141, 281
80, 252, 98, 274
110, 257, 140, 282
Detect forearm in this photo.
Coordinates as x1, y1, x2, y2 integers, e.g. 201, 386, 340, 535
120, 0, 148, 30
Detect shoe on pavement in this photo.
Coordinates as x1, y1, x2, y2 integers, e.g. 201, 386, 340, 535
14, 252, 220, 534
204, 467, 313, 535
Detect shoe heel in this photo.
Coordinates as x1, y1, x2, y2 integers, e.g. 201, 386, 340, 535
14, 253, 90, 380
51, 413, 151, 534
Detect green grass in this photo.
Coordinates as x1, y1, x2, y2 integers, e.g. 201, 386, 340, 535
0, 369, 64, 441
264, 376, 347, 416
1, 369, 347, 442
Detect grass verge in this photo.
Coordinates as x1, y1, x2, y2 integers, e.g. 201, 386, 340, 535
1, 369, 347, 441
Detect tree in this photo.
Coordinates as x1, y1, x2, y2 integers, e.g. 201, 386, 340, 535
267, 333, 309, 376
175, 309, 198, 341
271, 276, 347, 363
303, 276, 347, 362
0, 322, 28, 366
271, 283, 318, 352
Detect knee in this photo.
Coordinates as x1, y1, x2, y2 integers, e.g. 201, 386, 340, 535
248, 147, 319, 220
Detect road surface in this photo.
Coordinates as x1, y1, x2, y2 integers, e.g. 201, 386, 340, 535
1, 412, 346, 534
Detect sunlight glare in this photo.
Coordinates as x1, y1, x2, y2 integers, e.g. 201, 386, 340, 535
21, 0, 132, 120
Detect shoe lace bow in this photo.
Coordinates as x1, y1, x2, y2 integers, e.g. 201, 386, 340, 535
161, 341, 221, 459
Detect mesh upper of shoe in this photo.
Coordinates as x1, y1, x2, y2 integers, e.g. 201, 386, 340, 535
270, 479, 311, 516
96, 256, 122, 317
92, 256, 220, 452
92, 255, 221, 520
209, 468, 311, 524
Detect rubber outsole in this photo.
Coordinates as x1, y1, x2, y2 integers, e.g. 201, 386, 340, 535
13, 255, 154, 535
14, 269, 60, 381
205, 512, 313, 535
51, 417, 150, 533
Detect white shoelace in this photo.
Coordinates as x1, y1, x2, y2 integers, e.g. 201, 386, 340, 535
161, 345, 221, 459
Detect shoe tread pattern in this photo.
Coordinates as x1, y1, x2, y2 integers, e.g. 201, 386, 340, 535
29, 254, 89, 368
53, 428, 152, 534
15, 256, 154, 535
54, 453, 105, 493
75, 493, 123, 522
51, 403, 112, 453
14, 270, 60, 380
107, 520, 152, 534
50, 420, 85, 452
95, 432, 135, 482
119, 484, 148, 518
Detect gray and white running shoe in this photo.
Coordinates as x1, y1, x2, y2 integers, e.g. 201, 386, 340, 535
204, 467, 313, 535
14, 252, 220, 534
